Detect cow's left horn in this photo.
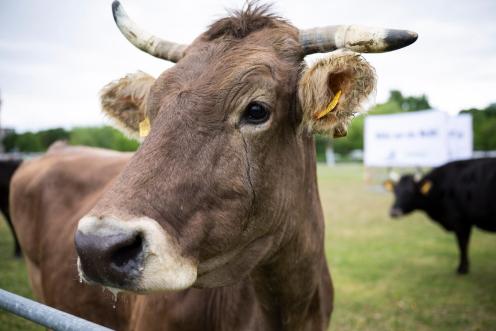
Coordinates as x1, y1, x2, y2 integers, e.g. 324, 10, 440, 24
112, 1, 187, 63
299, 25, 418, 55
389, 171, 401, 182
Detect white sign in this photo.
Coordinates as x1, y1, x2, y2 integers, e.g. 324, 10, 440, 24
447, 114, 473, 161
364, 110, 472, 167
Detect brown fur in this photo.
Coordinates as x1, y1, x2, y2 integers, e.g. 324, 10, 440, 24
205, 2, 283, 41
10, 146, 135, 329
10, 4, 380, 331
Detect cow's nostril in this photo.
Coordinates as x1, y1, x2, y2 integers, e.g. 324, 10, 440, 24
110, 233, 144, 269
75, 230, 145, 287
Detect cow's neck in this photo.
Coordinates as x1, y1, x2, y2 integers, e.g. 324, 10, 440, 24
251, 243, 331, 330
417, 195, 441, 219
251, 134, 332, 330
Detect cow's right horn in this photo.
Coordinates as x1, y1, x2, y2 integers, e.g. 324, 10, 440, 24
299, 25, 418, 55
112, 1, 187, 63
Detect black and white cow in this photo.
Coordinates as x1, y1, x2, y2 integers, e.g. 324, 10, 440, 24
385, 158, 496, 274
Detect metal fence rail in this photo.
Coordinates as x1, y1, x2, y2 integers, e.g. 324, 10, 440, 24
0, 289, 113, 331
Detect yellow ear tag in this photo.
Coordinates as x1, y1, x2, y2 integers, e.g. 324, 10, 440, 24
420, 181, 432, 195
384, 180, 394, 192
315, 90, 342, 120
139, 117, 151, 138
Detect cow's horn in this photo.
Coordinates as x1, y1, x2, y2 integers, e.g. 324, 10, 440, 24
112, 1, 187, 63
299, 25, 418, 55
389, 171, 400, 182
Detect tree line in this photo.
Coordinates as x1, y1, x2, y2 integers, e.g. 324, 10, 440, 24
2, 126, 139, 153
2, 91, 495, 156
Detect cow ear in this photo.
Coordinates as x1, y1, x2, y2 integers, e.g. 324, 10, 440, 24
100, 71, 155, 138
383, 179, 395, 192
420, 180, 432, 195
298, 50, 376, 138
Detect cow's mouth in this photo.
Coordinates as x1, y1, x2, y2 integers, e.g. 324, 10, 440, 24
75, 216, 197, 293
389, 207, 404, 218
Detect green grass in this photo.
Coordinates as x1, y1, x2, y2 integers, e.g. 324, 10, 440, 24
0, 218, 42, 330
0, 164, 495, 330
319, 164, 496, 331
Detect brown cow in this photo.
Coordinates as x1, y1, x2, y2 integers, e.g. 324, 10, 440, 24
11, 2, 417, 330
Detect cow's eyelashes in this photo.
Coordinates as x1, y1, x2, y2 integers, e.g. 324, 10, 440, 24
241, 102, 270, 125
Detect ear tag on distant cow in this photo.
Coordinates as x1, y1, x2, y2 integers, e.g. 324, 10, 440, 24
420, 180, 432, 195
139, 117, 151, 138
384, 180, 394, 192
315, 90, 342, 120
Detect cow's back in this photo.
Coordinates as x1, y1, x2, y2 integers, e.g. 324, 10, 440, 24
427, 158, 496, 231
458, 158, 496, 230
10, 145, 137, 328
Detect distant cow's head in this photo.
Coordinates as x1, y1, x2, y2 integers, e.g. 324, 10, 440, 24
75, 1, 417, 293
384, 174, 432, 218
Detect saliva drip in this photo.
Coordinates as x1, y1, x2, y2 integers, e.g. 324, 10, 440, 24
103, 287, 121, 309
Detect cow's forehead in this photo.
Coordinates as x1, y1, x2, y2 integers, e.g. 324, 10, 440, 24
200, 24, 300, 62
147, 27, 301, 119
178, 25, 301, 78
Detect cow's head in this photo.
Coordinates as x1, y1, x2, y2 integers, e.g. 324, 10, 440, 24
75, 1, 417, 293
384, 174, 432, 218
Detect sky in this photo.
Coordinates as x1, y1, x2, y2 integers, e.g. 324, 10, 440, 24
0, 0, 495, 131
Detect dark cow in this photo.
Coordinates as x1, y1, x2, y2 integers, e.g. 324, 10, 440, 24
385, 158, 496, 274
0, 158, 23, 257
11, 2, 417, 330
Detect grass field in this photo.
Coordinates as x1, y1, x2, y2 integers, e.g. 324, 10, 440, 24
1, 164, 495, 330
0, 222, 41, 330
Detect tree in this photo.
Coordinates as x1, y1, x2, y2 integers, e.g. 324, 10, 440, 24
389, 90, 431, 112
461, 103, 496, 150
69, 126, 139, 151
2, 128, 69, 152
15, 132, 44, 152
2, 126, 138, 152
2, 132, 18, 152
38, 128, 70, 147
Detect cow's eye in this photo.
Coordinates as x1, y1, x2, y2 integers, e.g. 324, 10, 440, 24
242, 102, 270, 125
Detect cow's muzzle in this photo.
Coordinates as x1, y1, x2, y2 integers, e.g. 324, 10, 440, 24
75, 216, 197, 292
389, 207, 404, 218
